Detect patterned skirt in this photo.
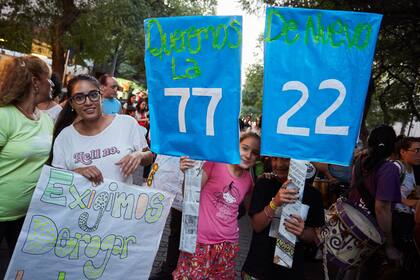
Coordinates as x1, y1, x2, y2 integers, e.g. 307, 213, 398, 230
173, 241, 239, 280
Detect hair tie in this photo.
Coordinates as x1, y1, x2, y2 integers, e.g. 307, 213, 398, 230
19, 60, 26, 67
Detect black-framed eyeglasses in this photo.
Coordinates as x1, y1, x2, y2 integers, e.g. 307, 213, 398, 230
71, 90, 101, 105
407, 148, 420, 154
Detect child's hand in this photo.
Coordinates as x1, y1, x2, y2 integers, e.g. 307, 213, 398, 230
258, 172, 278, 180
284, 214, 305, 237
180, 156, 195, 173
272, 180, 298, 206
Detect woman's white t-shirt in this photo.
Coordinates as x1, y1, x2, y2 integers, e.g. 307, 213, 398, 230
41, 104, 62, 123
395, 169, 417, 213
52, 114, 148, 184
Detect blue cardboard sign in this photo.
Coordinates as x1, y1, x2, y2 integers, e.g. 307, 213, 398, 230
261, 7, 382, 165
144, 16, 242, 164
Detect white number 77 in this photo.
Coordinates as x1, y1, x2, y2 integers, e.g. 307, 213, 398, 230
164, 88, 222, 136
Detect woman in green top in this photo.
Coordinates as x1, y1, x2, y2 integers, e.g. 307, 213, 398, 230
0, 55, 53, 262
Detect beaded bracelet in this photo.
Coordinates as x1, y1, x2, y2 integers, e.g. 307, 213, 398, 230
269, 200, 277, 210
263, 206, 273, 219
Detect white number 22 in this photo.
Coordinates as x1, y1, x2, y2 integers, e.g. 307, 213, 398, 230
277, 79, 349, 136
164, 88, 222, 136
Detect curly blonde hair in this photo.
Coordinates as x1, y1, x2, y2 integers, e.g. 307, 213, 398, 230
0, 55, 51, 106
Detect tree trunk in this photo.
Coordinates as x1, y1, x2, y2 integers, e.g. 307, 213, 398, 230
378, 82, 392, 125
51, 23, 65, 79
378, 92, 391, 124
50, 0, 81, 80
407, 114, 414, 136
359, 78, 374, 144
111, 44, 120, 76
399, 119, 407, 135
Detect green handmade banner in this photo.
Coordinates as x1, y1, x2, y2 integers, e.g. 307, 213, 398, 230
5, 166, 173, 280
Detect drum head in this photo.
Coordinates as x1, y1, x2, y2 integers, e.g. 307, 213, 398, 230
341, 202, 382, 244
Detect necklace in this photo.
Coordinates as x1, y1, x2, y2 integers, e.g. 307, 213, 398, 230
15, 104, 38, 121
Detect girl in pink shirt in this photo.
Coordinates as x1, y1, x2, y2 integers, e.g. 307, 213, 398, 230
173, 132, 260, 280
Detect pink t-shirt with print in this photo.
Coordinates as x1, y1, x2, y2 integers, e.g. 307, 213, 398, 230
197, 162, 253, 244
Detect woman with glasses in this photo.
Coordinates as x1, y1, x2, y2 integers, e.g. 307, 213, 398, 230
0, 55, 53, 263
49, 74, 153, 185
392, 136, 420, 258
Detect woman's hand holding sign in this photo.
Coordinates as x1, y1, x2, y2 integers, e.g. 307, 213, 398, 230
116, 152, 143, 177
73, 166, 103, 185
180, 156, 196, 173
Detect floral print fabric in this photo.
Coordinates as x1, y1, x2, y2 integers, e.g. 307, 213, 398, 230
173, 241, 239, 280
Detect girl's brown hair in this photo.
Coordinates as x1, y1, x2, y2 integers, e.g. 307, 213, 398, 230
240, 131, 261, 143
0, 55, 50, 106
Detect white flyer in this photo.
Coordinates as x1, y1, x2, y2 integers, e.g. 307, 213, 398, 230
148, 155, 184, 211
273, 159, 309, 268
179, 161, 204, 253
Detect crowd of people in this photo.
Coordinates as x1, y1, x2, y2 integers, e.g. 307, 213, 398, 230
0, 55, 419, 279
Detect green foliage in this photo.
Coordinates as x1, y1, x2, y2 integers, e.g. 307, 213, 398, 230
74, 0, 217, 82
0, 0, 45, 52
66, 0, 216, 81
242, 63, 264, 115
240, 0, 420, 130
0, 0, 217, 83
64, 0, 150, 74
166, 0, 217, 16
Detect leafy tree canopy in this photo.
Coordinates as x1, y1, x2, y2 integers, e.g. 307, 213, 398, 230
0, 0, 216, 83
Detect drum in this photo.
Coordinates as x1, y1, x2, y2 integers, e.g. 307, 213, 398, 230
318, 198, 384, 269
